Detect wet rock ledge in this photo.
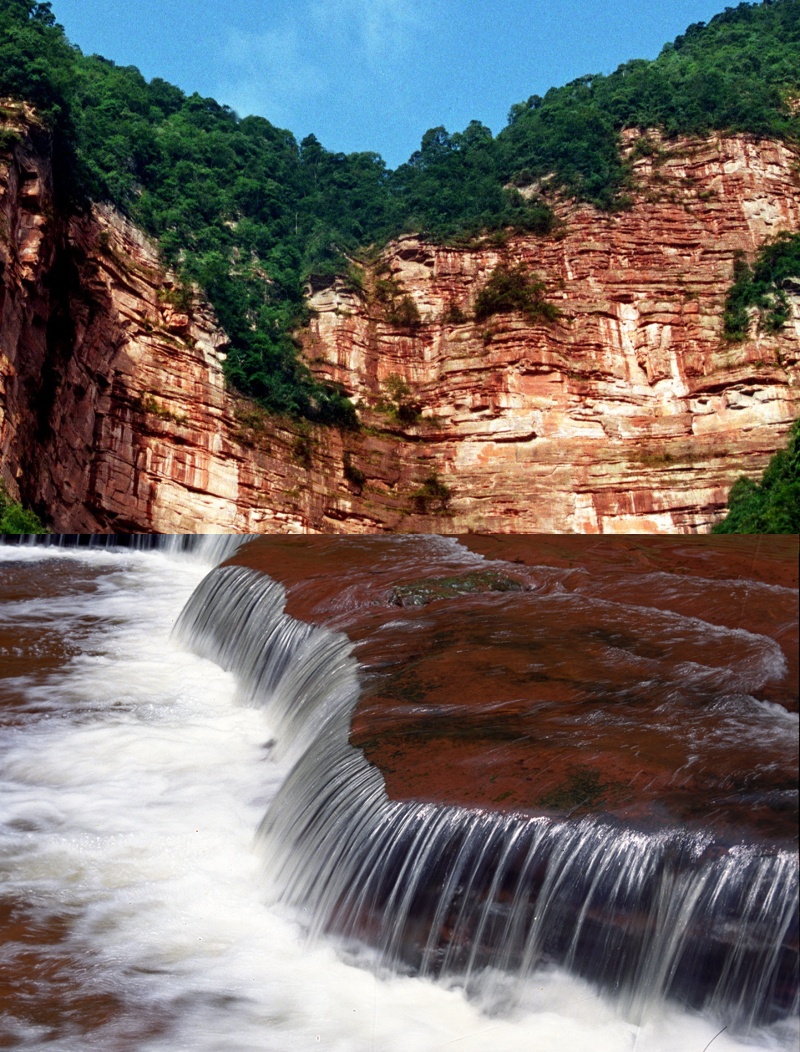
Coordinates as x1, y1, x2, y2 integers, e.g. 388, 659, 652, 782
227, 535, 799, 847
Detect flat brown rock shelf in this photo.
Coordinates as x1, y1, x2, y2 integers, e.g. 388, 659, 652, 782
228, 535, 799, 848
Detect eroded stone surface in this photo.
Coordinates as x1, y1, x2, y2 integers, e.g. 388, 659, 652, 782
304, 134, 800, 533
1, 109, 798, 532
229, 535, 799, 845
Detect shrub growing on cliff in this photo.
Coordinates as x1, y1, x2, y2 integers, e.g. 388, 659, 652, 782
723, 231, 800, 340
409, 471, 452, 514
378, 374, 423, 425
373, 278, 423, 330
0, 484, 47, 534
386, 295, 422, 330
474, 264, 560, 323
712, 418, 800, 532
342, 452, 366, 492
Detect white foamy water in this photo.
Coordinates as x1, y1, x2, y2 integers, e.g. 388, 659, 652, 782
0, 546, 795, 1052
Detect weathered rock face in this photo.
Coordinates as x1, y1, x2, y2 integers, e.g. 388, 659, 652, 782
1, 108, 798, 533
220, 536, 798, 1025
0, 106, 349, 532
306, 132, 800, 533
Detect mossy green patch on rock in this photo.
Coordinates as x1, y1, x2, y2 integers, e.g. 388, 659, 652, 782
389, 569, 524, 607
539, 765, 609, 814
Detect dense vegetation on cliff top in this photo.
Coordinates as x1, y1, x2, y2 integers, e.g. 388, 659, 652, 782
1, 0, 799, 421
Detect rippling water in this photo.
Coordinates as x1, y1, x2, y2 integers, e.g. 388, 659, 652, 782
0, 540, 797, 1052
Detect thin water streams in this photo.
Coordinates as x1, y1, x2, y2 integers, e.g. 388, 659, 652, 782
0, 537, 797, 1051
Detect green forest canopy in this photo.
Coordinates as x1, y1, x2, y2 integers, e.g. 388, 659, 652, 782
1, 0, 799, 421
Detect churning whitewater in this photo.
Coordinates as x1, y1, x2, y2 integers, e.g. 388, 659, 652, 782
0, 541, 796, 1051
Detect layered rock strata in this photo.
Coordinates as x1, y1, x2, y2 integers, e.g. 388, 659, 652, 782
306, 133, 800, 533
1, 107, 798, 532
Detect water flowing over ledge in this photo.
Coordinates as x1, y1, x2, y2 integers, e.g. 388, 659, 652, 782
173, 558, 799, 1033
2, 533, 256, 563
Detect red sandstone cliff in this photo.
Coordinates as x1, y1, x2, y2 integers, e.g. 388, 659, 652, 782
1, 107, 798, 533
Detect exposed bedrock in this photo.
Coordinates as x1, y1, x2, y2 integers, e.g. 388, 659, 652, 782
228, 534, 799, 841
211, 535, 798, 1024
1, 109, 798, 531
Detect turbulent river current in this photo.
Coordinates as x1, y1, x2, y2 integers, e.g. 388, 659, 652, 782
0, 536, 797, 1052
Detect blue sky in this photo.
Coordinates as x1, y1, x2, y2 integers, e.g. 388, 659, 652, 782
51, 0, 733, 168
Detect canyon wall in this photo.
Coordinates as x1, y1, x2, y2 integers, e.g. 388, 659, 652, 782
1, 107, 798, 532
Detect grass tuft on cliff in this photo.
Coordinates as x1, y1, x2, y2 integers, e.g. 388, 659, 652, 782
712, 418, 800, 532
1, 0, 798, 423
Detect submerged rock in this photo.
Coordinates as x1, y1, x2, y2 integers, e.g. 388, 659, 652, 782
389, 569, 524, 606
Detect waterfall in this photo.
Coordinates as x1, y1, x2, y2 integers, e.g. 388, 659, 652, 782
174, 565, 360, 764
174, 563, 799, 1033
2, 533, 255, 563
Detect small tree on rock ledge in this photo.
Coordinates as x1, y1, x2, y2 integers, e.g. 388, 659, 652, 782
410, 470, 452, 514
474, 264, 560, 323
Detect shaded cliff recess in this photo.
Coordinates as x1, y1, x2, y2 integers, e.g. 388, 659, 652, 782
0, 0, 799, 532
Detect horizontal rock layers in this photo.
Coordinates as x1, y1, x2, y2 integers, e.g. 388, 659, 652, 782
307, 133, 800, 533
1, 107, 798, 532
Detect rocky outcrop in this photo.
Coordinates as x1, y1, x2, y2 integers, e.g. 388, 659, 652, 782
228, 533, 799, 838
0, 105, 347, 532
305, 132, 800, 533
219, 536, 798, 1026
1, 106, 798, 532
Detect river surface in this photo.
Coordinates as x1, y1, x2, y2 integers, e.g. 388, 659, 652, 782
0, 539, 797, 1052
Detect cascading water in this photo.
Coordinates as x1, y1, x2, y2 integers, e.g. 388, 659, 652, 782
174, 562, 799, 1034
1, 535, 797, 1051
5, 531, 255, 563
